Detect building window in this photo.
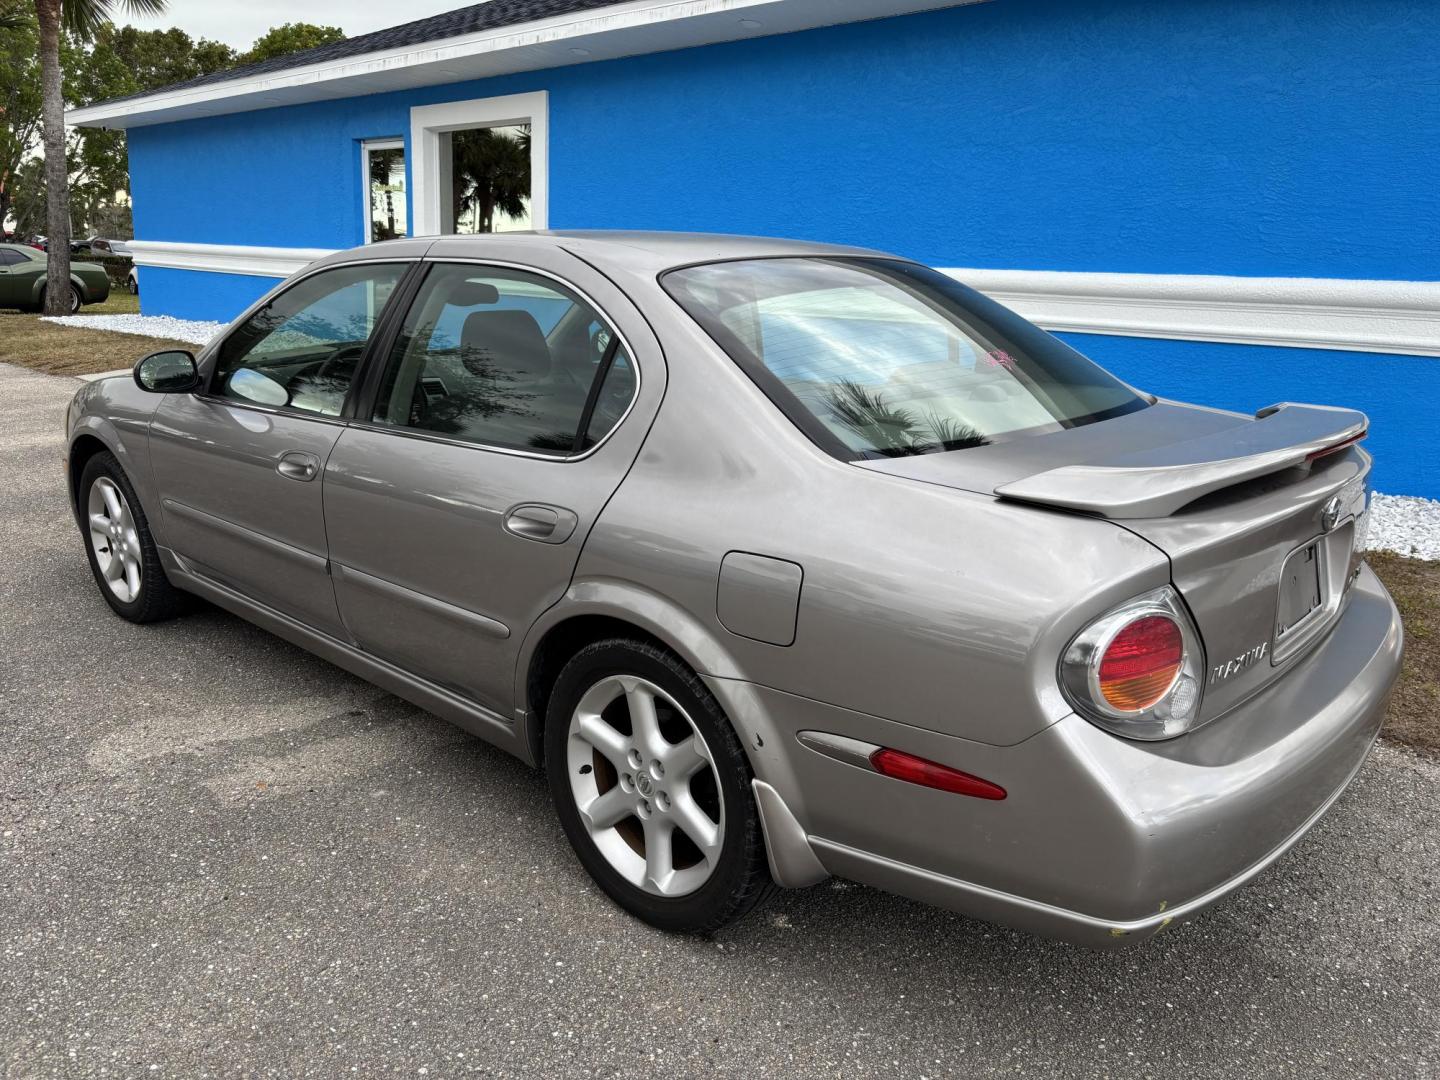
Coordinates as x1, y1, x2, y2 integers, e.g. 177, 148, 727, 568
410, 91, 548, 236
363, 139, 408, 243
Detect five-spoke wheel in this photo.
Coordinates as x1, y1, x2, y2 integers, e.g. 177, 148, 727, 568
567, 674, 724, 897
546, 639, 775, 933
77, 451, 186, 623
87, 475, 143, 603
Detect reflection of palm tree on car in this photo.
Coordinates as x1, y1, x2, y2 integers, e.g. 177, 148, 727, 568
450, 126, 531, 233
823, 379, 988, 457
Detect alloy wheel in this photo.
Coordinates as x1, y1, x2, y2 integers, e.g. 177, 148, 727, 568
87, 476, 142, 603
566, 675, 725, 897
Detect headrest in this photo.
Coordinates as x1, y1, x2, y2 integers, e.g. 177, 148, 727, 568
459, 309, 550, 381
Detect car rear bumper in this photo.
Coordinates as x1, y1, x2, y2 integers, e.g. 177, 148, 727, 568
715, 563, 1402, 948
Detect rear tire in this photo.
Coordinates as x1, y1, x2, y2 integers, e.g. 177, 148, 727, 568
38, 284, 81, 314
545, 638, 775, 933
78, 451, 187, 623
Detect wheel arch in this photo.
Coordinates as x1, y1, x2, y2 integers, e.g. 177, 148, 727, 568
66, 417, 161, 541
516, 582, 749, 766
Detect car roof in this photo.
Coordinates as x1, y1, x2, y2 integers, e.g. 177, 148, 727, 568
360, 230, 894, 276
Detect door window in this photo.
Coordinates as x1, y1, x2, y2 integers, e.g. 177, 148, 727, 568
0, 248, 29, 265
211, 263, 407, 416
371, 263, 636, 455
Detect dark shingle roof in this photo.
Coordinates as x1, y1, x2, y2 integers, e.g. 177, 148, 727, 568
101, 1, 622, 106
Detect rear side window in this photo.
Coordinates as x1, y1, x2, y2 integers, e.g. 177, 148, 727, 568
0, 248, 30, 265
663, 258, 1147, 459
370, 263, 636, 456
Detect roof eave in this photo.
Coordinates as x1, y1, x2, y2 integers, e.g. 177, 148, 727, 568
67, 0, 985, 130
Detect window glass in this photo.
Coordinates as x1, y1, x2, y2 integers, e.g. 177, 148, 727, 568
0, 248, 29, 265
212, 263, 406, 416
663, 258, 1147, 459
364, 142, 408, 243
372, 263, 634, 455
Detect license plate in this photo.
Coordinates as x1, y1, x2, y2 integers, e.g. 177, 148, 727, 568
1276, 541, 1324, 640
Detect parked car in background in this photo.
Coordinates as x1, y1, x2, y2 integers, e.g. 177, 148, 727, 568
0, 243, 111, 313
85, 238, 132, 256
62, 232, 1401, 947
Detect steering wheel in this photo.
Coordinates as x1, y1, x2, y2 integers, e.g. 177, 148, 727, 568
312, 343, 366, 381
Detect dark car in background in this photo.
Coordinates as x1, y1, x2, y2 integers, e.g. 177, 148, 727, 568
0, 242, 111, 313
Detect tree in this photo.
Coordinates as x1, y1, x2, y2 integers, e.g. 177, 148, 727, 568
0, 5, 41, 235
452, 125, 531, 234
32, 0, 164, 314
239, 22, 344, 65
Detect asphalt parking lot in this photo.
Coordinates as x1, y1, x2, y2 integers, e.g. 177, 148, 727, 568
2, 360, 1438, 1079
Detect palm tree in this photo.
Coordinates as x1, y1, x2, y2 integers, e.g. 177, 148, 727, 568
451, 125, 530, 233
33, 0, 164, 313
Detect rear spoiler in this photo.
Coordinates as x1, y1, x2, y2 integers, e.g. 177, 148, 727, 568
994, 403, 1368, 519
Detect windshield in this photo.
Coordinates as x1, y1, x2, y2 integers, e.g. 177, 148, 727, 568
663, 257, 1148, 459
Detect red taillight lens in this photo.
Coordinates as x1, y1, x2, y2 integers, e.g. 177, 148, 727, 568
869, 748, 1007, 800
1097, 615, 1184, 711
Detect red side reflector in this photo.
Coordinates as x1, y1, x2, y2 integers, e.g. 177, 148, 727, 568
1306, 432, 1366, 462
869, 748, 1007, 800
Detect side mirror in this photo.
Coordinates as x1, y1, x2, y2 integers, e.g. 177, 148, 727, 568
227, 366, 291, 408
133, 350, 198, 393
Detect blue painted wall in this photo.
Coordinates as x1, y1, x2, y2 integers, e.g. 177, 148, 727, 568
1059, 335, 1437, 497
126, 0, 1440, 494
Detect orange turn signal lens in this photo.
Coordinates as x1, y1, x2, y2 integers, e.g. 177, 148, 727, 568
1097, 615, 1184, 711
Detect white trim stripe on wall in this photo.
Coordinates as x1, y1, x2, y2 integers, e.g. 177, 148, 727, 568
126, 241, 1440, 358
944, 268, 1440, 358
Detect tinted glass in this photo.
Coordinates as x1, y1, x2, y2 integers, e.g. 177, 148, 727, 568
0, 248, 29, 265
664, 258, 1147, 459
212, 263, 405, 416
372, 263, 634, 455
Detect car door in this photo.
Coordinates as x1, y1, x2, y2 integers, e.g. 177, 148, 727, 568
323, 245, 664, 716
0, 247, 31, 305
148, 258, 413, 638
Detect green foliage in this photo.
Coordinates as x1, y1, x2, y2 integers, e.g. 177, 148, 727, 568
3, 9, 346, 238
59, 0, 167, 42
238, 22, 345, 65
0, 5, 41, 231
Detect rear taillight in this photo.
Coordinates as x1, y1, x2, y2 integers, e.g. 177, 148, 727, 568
1097, 615, 1183, 711
1060, 587, 1204, 741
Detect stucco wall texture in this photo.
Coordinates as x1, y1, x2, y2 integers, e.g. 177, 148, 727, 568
126, 0, 1440, 494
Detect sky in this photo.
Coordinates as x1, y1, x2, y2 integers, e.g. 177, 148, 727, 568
122, 0, 471, 49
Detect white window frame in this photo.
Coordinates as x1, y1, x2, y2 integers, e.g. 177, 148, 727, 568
409, 90, 548, 236
361, 137, 408, 244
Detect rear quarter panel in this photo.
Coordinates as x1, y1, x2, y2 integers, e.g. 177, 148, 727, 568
572, 293, 1170, 747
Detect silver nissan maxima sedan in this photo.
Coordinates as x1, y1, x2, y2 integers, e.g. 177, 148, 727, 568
65, 232, 1402, 946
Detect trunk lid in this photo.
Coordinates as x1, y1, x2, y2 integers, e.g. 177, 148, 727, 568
857, 400, 1372, 722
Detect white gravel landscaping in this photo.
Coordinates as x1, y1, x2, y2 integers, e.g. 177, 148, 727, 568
40, 313, 227, 346
1369, 493, 1440, 561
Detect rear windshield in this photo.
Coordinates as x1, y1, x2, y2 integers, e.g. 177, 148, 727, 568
663, 257, 1148, 459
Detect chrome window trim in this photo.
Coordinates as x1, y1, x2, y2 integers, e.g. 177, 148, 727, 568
346, 256, 643, 464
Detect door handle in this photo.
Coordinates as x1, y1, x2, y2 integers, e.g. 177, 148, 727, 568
504, 504, 578, 544
276, 450, 320, 481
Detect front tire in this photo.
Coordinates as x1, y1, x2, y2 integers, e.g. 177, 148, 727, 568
545, 639, 775, 933
79, 452, 187, 623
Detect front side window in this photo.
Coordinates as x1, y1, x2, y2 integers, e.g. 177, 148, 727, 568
212, 263, 406, 416
371, 263, 634, 455
363, 140, 409, 243
664, 258, 1147, 459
